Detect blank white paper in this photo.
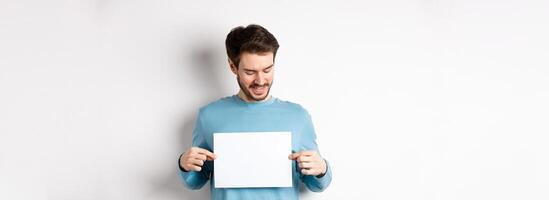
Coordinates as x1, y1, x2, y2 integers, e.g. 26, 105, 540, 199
213, 132, 293, 188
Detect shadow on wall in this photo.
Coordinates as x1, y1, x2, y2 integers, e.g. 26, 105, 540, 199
146, 32, 228, 200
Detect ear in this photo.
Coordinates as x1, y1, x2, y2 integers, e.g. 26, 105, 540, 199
228, 59, 238, 75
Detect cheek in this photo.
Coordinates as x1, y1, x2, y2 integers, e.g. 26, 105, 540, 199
239, 75, 255, 85
266, 73, 274, 82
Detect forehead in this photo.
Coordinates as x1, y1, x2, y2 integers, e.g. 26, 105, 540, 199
239, 52, 274, 70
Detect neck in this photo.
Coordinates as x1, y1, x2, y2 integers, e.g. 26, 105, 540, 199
237, 90, 271, 102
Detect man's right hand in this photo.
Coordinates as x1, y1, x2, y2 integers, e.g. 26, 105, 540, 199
180, 147, 217, 172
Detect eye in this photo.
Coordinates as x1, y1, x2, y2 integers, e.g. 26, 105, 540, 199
263, 68, 272, 73
245, 71, 254, 75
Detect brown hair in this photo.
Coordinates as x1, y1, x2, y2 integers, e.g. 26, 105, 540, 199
225, 24, 279, 67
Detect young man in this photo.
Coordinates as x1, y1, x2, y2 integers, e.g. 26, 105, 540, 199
178, 24, 332, 199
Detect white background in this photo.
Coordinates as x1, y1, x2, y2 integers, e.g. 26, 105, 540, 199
1, 0, 548, 199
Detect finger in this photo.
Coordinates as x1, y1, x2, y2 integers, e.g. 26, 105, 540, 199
301, 168, 317, 176
198, 150, 217, 160
298, 162, 314, 169
183, 162, 203, 171
206, 153, 217, 161
297, 155, 313, 163
289, 152, 301, 160
190, 158, 205, 166
191, 154, 207, 161
192, 147, 210, 155
300, 151, 316, 156
289, 151, 318, 160
190, 165, 202, 171
193, 147, 217, 160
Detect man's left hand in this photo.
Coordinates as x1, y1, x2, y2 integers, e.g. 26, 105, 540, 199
289, 151, 327, 177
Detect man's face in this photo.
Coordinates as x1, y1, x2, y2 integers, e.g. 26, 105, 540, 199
230, 52, 274, 102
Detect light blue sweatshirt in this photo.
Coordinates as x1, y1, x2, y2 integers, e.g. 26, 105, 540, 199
178, 95, 332, 200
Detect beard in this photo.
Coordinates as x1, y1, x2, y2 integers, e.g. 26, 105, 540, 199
237, 75, 272, 101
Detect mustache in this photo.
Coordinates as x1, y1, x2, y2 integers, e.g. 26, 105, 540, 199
250, 83, 269, 88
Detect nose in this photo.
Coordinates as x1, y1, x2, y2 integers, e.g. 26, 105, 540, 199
254, 73, 266, 85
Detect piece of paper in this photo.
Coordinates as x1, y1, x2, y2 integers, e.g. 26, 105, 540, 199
213, 132, 293, 188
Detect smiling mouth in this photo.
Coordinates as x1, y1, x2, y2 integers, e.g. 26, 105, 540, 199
250, 85, 268, 95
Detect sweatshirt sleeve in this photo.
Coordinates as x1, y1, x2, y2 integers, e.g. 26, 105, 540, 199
298, 110, 333, 192
178, 109, 213, 190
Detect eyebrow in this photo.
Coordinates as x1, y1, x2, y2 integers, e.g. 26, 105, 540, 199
242, 64, 274, 72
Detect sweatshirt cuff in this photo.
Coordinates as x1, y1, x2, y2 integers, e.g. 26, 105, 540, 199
314, 159, 332, 183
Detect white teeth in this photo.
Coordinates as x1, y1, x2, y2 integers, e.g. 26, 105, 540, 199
251, 86, 265, 94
